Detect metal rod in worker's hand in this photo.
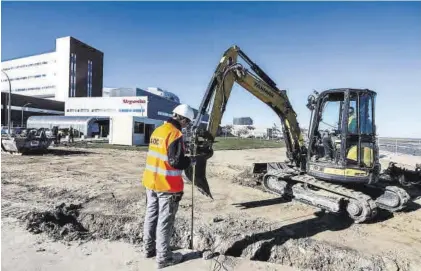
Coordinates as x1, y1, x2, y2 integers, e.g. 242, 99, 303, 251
190, 158, 195, 250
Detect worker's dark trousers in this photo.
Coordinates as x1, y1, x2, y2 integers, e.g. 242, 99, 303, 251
143, 189, 183, 263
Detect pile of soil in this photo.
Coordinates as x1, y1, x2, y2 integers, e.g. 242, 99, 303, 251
25, 203, 91, 242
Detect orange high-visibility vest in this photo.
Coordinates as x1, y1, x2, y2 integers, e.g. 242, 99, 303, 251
142, 122, 184, 193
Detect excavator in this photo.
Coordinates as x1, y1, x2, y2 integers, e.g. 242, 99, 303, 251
184, 45, 421, 223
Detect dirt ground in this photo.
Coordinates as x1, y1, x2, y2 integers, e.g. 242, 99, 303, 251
1, 146, 421, 271
2, 216, 295, 271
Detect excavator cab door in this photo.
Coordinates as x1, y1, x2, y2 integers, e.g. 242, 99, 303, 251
345, 91, 377, 168
307, 89, 379, 184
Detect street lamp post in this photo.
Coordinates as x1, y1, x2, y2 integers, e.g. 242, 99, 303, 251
22, 103, 32, 127
1, 69, 12, 136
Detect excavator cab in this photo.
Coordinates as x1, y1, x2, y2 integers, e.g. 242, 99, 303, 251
306, 88, 380, 184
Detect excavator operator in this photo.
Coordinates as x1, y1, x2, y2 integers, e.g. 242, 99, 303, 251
141, 104, 196, 269
321, 129, 334, 161
320, 106, 358, 161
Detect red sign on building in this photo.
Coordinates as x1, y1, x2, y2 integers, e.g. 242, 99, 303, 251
122, 99, 146, 105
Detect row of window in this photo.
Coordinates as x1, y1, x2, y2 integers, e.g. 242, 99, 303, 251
69, 53, 77, 97
1, 74, 47, 82
87, 60, 93, 97
2, 61, 50, 71
12, 85, 55, 92
68, 53, 95, 97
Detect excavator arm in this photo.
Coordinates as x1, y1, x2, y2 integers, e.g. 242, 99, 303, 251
184, 46, 307, 198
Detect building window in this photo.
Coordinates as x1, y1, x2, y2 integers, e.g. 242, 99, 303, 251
134, 122, 145, 134
87, 60, 92, 97
70, 53, 77, 97
11, 85, 55, 92
2, 61, 50, 71
1, 74, 47, 82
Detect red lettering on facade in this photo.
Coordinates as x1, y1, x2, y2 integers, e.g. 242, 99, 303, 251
123, 99, 146, 105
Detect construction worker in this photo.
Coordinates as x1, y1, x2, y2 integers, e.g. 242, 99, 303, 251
52, 126, 59, 145
69, 126, 74, 143
141, 104, 195, 269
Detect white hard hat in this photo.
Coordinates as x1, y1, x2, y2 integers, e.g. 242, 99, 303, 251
172, 104, 195, 121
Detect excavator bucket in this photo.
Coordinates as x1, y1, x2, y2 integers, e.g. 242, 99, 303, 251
183, 154, 213, 199
381, 162, 421, 187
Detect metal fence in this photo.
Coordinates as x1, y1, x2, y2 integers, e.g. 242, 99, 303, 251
218, 136, 421, 156
377, 138, 421, 156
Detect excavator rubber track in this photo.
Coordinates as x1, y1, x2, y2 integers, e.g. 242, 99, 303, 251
261, 163, 409, 223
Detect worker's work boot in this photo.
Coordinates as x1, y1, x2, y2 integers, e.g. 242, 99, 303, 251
157, 252, 184, 269
143, 249, 156, 258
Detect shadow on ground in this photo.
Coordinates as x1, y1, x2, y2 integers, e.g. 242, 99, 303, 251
21, 148, 94, 156
367, 200, 421, 224
225, 211, 353, 261
232, 197, 291, 209
401, 201, 421, 213
405, 186, 421, 199
182, 251, 203, 263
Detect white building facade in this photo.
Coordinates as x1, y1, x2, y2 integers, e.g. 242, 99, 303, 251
1, 52, 57, 99
1, 36, 104, 102
4, 36, 205, 145
62, 94, 206, 145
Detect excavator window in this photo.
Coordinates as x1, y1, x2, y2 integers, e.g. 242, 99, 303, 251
346, 92, 375, 167
359, 94, 374, 135
309, 92, 346, 162
319, 100, 341, 133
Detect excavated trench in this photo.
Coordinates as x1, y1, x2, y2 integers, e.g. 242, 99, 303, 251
3, 159, 419, 271
21, 202, 415, 271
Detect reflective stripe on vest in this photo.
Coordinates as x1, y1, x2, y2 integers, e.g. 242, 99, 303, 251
147, 150, 169, 161
145, 164, 182, 176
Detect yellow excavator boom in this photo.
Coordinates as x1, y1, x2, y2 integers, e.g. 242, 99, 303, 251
192, 45, 306, 167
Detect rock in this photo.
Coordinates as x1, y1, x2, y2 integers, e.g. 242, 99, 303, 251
382, 257, 399, 271
202, 250, 220, 260
60, 228, 68, 236
213, 216, 224, 223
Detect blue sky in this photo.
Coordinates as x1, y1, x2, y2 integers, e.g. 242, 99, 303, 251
2, 2, 421, 137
